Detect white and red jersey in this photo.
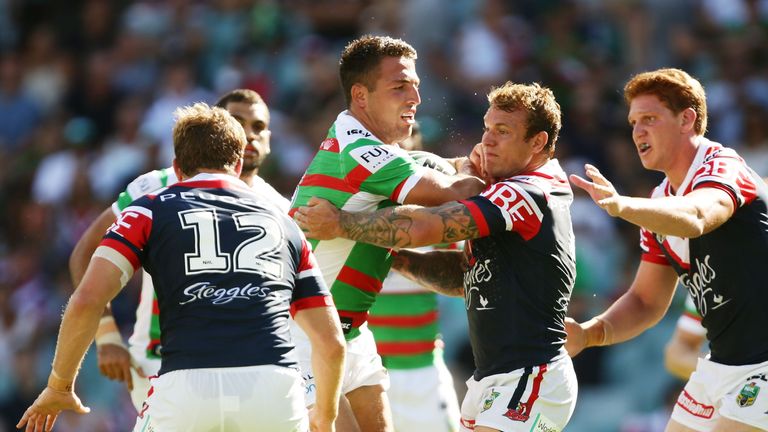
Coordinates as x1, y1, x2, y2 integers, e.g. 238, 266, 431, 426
640, 137, 768, 365
458, 159, 576, 379
97, 173, 331, 375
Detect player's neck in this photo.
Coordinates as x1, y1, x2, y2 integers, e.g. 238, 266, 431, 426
239, 169, 257, 187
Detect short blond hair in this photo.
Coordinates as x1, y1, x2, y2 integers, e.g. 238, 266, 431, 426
488, 82, 561, 157
624, 68, 707, 135
172, 103, 246, 176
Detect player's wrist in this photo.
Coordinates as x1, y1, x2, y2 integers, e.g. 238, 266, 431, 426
47, 369, 75, 392
584, 316, 614, 347
95, 316, 126, 347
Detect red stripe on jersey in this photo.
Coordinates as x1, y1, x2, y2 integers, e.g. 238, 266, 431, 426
336, 265, 383, 293
152, 298, 159, 315
345, 164, 374, 191
338, 310, 369, 328
459, 199, 489, 237
694, 181, 740, 210
376, 340, 436, 355
299, 174, 356, 194
368, 310, 438, 327
389, 178, 409, 203
460, 418, 476, 430
641, 253, 671, 266
100, 238, 141, 270
319, 138, 340, 152
290, 295, 335, 316
683, 310, 702, 322
298, 239, 319, 272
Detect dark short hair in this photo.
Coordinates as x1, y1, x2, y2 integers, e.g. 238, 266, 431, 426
624, 68, 707, 135
339, 35, 417, 107
215, 88, 266, 109
172, 103, 246, 176
487, 82, 562, 157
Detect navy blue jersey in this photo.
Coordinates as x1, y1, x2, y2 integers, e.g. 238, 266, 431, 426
640, 139, 768, 365
96, 173, 332, 375
459, 160, 575, 380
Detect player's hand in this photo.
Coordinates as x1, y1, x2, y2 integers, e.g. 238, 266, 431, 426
16, 387, 90, 432
308, 406, 336, 432
294, 197, 344, 240
564, 317, 587, 358
97, 343, 144, 391
460, 144, 484, 178
569, 164, 623, 217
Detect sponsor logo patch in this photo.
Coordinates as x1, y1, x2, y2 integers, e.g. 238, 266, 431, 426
339, 316, 353, 334
677, 390, 714, 418
349, 145, 398, 173
531, 413, 560, 432
737, 382, 760, 408
481, 390, 500, 412
503, 403, 529, 422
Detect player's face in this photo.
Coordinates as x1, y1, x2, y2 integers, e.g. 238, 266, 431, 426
224, 101, 271, 172
364, 56, 420, 144
628, 94, 686, 174
481, 107, 540, 179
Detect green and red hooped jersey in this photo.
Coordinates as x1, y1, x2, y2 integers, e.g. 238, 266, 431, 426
113, 167, 291, 360
290, 111, 426, 340
368, 243, 460, 369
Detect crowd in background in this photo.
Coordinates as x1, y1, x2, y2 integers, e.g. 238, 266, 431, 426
1, 0, 767, 430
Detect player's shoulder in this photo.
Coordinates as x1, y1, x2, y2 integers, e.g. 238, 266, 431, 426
125, 167, 178, 199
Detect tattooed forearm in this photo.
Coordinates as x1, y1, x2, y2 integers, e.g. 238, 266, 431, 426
392, 249, 465, 297
339, 202, 480, 248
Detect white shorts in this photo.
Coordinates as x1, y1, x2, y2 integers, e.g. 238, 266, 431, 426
132, 364, 308, 432
291, 321, 389, 406
670, 356, 768, 431
460, 355, 577, 432
387, 357, 461, 432
128, 354, 161, 411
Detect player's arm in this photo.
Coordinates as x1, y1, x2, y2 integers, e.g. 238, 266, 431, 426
565, 261, 680, 357
664, 325, 706, 380
17, 257, 126, 431
295, 197, 479, 249
570, 164, 734, 238
403, 168, 486, 206
68, 207, 137, 389
293, 306, 346, 431
391, 249, 465, 297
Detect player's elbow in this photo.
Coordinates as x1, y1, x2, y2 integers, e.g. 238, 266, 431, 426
315, 330, 346, 364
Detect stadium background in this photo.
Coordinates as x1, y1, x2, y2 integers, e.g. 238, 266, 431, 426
1, 0, 767, 430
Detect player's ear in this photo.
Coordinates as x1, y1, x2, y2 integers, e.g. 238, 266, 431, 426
172, 159, 185, 181
680, 107, 696, 133
234, 158, 243, 177
351, 83, 368, 109
532, 131, 548, 154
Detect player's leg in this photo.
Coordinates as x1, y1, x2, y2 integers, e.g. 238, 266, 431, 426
334, 395, 362, 432
343, 324, 393, 431
346, 383, 393, 432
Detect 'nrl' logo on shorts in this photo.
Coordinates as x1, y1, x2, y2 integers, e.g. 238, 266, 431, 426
737, 382, 760, 407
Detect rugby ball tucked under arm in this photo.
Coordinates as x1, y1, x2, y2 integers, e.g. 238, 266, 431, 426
408, 150, 458, 175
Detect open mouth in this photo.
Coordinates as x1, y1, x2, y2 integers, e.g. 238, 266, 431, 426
638, 142, 650, 154
401, 111, 416, 124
